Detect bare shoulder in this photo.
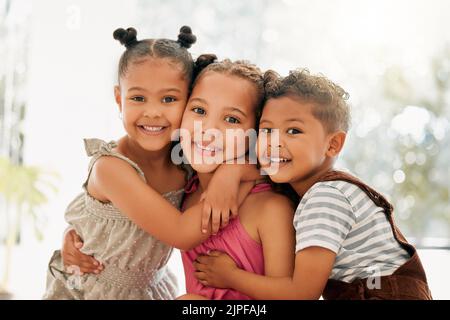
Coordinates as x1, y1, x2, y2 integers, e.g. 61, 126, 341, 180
247, 191, 295, 222
87, 156, 140, 202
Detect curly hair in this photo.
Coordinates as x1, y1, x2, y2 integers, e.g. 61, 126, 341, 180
264, 68, 351, 133
192, 55, 265, 121
113, 26, 197, 82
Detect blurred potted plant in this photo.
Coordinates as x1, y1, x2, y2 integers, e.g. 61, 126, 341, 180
0, 157, 57, 299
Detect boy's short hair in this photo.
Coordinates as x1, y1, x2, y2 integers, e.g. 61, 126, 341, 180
264, 69, 351, 133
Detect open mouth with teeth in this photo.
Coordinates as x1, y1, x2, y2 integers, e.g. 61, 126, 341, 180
192, 141, 223, 157
137, 125, 168, 135
270, 157, 292, 163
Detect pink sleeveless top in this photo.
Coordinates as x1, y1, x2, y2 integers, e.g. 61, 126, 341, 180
181, 175, 271, 300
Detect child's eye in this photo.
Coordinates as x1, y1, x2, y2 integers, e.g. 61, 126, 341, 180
224, 116, 240, 124
192, 107, 205, 115
287, 128, 302, 135
259, 128, 272, 134
162, 96, 177, 103
131, 96, 145, 102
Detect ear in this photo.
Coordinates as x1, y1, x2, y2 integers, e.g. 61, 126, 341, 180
326, 131, 346, 157
114, 85, 122, 112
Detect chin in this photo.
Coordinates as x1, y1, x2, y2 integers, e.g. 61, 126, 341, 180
266, 168, 294, 184
267, 174, 290, 184
137, 138, 171, 152
189, 162, 219, 174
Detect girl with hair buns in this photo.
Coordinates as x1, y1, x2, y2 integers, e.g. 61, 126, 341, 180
43, 26, 258, 300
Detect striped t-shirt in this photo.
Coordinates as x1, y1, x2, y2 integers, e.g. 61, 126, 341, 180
294, 180, 410, 283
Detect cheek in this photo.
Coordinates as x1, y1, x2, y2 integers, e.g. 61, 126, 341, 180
256, 136, 268, 157
180, 113, 196, 135
122, 106, 138, 123
179, 118, 194, 150
224, 129, 251, 157
166, 105, 186, 127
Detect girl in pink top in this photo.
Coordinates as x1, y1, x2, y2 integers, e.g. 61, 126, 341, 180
177, 58, 296, 300
181, 176, 272, 299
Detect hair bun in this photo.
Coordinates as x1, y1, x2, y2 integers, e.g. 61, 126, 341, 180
113, 27, 138, 49
193, 54, 217, 77
177, 25, 197, 48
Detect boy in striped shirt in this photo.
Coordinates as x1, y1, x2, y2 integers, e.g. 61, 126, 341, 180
193, 69, 432, 300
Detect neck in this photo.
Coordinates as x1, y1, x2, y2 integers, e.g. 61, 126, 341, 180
121, 136, 173, 170
196, 171, 215, 193
290, 159, 334, 197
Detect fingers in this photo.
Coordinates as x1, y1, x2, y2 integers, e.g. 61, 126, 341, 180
211, 208, 221, 235
63, 249, 102, 274
208, 250, 222, 257
195, 255, 210, 264
65, 259, 102, 274
194, 271, 208, 285
193, 261, 207, 272
79, 261, 101, 274
231, 204, 238, 219
64, 254, 100, 272
220, 209, 230, 229
194, 271, 206, 280
72, 230, 83, 243
201, 201, 212, 234
71, 231, 84, 249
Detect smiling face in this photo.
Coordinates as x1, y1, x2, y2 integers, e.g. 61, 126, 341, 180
257, 96, 334, 184
114, 57, 189, 152
180, 72, 258, 173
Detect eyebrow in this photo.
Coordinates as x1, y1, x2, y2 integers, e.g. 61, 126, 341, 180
224, 106, 247, 118
128, 86, 148, 92
189, 97, 208, 105
189, 98, 247, 117
259, 118, 305, 126
160, 88, 181, 93
128, 87, 181, 93
259, 119, 273, 125
285, 118, 305, 124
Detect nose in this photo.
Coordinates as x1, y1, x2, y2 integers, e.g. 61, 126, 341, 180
267, 130, 283, 148
198, 118, 222, 144
143, 104, 163, 118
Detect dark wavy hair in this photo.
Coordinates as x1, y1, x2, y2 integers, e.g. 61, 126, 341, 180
263, 68, 351, 133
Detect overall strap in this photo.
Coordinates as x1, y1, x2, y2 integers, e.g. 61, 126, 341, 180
318, 170, 431, 294
317, 170, 414, 255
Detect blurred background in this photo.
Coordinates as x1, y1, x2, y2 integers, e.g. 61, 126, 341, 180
0, 0, 449, 299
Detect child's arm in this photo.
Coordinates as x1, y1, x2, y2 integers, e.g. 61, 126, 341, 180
195, 184, 352, 299
89, 156, 250, 251
194, 193, 296, 294
61, 229, 103, 274
201, 162, 262, 234
255, 194, 296, 278
194, 246, 336, 300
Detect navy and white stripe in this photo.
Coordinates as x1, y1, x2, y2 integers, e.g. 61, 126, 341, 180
294, 180, 410, 283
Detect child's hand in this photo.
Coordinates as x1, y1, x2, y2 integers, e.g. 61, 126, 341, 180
62, 229, 103, 275
200, 174, 240, 235
193, 251, 238, 288
202, 162, 261, 234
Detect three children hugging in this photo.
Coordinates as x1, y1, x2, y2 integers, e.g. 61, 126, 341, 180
43, 26, 432, 300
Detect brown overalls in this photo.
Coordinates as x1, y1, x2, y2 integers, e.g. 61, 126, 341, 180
316, 170, 432, 300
